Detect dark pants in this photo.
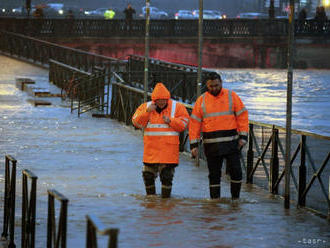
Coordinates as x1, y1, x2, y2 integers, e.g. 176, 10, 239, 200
142, 164, 175, 198
206, 151, 242, 199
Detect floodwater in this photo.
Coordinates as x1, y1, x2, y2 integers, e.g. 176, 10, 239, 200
0, 55, 329, 248
214, 68, 330, 137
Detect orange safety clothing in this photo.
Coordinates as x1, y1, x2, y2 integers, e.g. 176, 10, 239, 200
189, 88, 248, 155
132, 83, 189, 164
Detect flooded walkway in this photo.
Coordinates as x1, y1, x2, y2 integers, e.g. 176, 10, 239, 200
0, 55, 329, 247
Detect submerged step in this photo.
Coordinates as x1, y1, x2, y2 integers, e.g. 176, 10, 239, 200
92, 114, 111, 118
24, 85, 51, 97
15, 77, 35, 91
27, 99, 52, 106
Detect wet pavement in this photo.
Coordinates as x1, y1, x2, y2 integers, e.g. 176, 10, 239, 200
0, 55, 329, 248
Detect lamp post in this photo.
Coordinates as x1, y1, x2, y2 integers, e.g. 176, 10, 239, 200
195, 0, 203, 167
144, 0, 150, 102
197, 0, 203, 98
284, 0, 295, 209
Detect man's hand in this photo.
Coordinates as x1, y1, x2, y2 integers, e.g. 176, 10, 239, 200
146, 102, 156, 112
238, 139, 246, 149
191, 147, 198, 158
163, 116, 171, 124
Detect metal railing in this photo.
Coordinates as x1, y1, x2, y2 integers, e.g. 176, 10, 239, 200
1, 155, 17, 248
126, 55, 209, 103
0, 18, 329, 38
22, 169, 38, 248
86, 215, 119, 248
0, 30, 124, 73
49, 59, 111, 117
47, 189, 69, 248
1, 154, 120, 247
244, 121, 330, 218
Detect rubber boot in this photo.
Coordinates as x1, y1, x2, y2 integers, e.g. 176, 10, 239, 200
209, 186, 220, 199
145, 185, 156, 195
161, 185, 172, 198
231, 182, 241, 200
143, 171, 156, 195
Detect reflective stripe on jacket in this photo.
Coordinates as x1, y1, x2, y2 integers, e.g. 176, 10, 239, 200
132, 99, 189, 164
104, 10, 115, 19
189, 88, 248, 151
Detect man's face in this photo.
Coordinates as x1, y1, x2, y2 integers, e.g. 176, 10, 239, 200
206, 79, 222, 96
155, 99, 168, 109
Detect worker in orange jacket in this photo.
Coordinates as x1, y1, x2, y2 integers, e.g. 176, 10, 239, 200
132, 83, 189, 198
189, 72, 248, 201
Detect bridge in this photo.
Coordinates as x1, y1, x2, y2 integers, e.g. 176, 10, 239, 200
1, 18, 330, 68
0, 18, 329, 247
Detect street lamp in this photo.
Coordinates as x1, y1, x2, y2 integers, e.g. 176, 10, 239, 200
197, 0, 203, 98
284, 0, 295, 209
195, 0, 203, 167
144, 0, 150, 102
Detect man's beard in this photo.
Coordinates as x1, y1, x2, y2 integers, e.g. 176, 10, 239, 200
209, 89, 221, 96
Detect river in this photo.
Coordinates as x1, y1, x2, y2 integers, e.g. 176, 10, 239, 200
214, 68, 330, 136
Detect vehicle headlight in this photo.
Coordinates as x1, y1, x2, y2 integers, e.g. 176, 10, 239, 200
58, 9, 64, 15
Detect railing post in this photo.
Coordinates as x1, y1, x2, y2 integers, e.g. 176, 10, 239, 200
246, 123, 254, 184
86, 215, 119, 248
22, 169, 38, 248
1, 155, 17, 248
328, 176, 330, 221
47, 189, 69, 248
298, 135, 306, 207
270, 127, 279, 194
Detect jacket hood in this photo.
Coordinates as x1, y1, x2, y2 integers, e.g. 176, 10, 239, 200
151, 83, 170, 101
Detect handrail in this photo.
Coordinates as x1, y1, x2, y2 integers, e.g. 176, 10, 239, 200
22, 169, 38, 248
0, 18, 329, 37
249, 120, 330, 140
86, 215, 119, 248
1, 155, 17, 248
245, 123, 330, 218
49, 59, 110, 117
47, 189, 69, 248
0, 30, 125, 73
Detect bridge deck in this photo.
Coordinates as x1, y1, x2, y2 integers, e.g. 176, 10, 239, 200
0, 55, 329, 247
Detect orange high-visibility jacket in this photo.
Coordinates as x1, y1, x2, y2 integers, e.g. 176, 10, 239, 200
132, 83, 189, 164
189, 88, 248, 152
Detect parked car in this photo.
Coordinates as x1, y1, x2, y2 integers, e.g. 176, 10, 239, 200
84, 8, 108, 17
236, 12, 268, 19
192, 10, 223, 19
140, 6, 168, 19
212, 10, 226, 19
174, 10, 194, 20
59, 6, 85, 18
